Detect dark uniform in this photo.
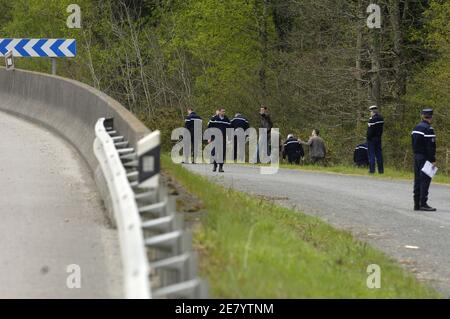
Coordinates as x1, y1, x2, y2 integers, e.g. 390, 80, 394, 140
283, 136, 304, 165
367, 107, 384, 174
231, 114, 250, 161
412, 109, 437, 211
353, 142, 369, 167
208, 114, 231, 172
184, 111, 202, 163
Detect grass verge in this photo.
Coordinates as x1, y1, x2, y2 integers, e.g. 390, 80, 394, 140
162, 155, 441, 298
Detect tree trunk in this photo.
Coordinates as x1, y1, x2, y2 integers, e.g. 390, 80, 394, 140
369, 28, 382, 107
355, 0, 365, 131
388, 0, 408, 164
389, 0, 406, 99
255, 0, 270, 102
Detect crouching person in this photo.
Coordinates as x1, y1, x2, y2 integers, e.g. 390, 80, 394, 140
283, 134, 304, 165
354, 141, 369, 167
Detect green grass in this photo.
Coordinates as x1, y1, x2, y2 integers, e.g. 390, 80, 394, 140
248, 162, 450, 185
162, 155, 441, 298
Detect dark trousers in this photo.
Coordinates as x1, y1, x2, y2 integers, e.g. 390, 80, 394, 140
212, 139, 226, 168
233, 136, 247, 162
190, 136, 197, 163
287, 155, 300, 165
356, 161, 369, 168
255, 135, 271, 163
368, 138, 384, 174
184, 130, 200, 163
414, 157, 432, 205
213, 161, 223, 170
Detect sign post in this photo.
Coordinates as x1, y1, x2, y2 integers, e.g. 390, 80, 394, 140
0, 38, 77, 75
5, 51, 14, 71
52, 58, 57, 75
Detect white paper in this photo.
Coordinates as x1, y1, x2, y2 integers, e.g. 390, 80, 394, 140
421, 161, 438, 178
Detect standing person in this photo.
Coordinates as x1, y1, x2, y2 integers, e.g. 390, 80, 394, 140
412, 108, 437, 212
184, 107, 202, 164
255, 106, 273, 162
260, 106, 273, 135
283, 134, 304, 165
231, 113, 250, 161
367, 105, 385, 174
208, 108, 231, 172
300, 129, 326, 165
207, 110, 219, 161
353, 141, 369, 167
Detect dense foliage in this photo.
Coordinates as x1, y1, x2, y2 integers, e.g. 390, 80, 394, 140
0, 0, 448, 171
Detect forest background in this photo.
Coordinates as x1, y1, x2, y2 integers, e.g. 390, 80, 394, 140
0, 0, 448, 171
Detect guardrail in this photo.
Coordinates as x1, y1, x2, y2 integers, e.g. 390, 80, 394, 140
0, 68, 207, 299
94, 118, 208, 299
94, 118, 151, 299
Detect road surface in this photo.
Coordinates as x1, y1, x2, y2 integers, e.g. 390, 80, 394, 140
0, 111, 122, 298
184, 163, 450, 296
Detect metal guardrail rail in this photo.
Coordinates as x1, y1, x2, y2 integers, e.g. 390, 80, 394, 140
94, 118, 151, 299
94, 118, 207, 299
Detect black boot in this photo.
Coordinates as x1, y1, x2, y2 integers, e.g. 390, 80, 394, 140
420, 203, 437, 212
414, 197, 420, 211
212, 163, 218, 172
218, 164, 224, 173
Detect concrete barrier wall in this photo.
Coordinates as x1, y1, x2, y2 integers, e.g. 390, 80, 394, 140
0, 68, 150, 223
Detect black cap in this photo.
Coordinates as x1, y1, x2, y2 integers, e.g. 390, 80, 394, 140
421, 108, 433, 116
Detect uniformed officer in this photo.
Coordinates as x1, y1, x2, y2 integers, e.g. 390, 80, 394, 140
184, 108, 202, 163
353, 141, 369, 167
283, 134, 304, 165
412, 108, 437, 212
231, 113, 250, 161
367, 105, 384, 174
208, 108, 231, 172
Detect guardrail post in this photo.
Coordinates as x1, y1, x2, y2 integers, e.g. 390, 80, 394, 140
137, 131, 161, 189
94, 118, 206, 299
104, 117, 114, 131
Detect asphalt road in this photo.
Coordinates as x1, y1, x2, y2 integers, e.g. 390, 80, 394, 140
184, 163, 450, 296
0, 111, 122, 298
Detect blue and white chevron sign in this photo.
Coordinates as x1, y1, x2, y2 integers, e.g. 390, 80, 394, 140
0, 39, 77, 58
